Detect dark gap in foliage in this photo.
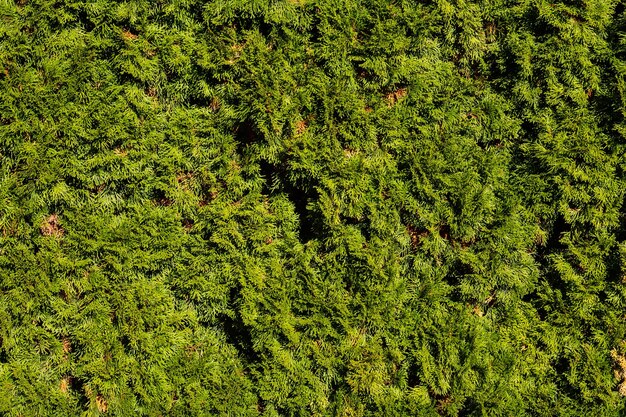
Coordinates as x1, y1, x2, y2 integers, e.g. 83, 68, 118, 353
446, 258, 474, 303
256, 398, 266, 413
120, 335, 133, 358
605, 244, 624, 286
539, 214, 569, 259
258, 159, 276, 196
233, 118, 323, 242
552, 356, 583, 399
288, 185, 319, 243
458, 397, 481, 416
589, 94, 622, 129
220, 310, 259, 364
342, 215, 372, 241
406, 361, 420, 388
521, 290, 538, 306
151, 187, 172, 207
617, 210, 626, 243
527, 7, 555, 40
439, 224, 451, 241
69, 377, 89, 407
258, 158, 321, 243
519, 119, 540, 146
234, 119, 259, 150
429, 387, 453, 414
615, 1, 626, 18
64, 175, 85, 195
256, 20, 274, 40
0, 345, 7, 364
221, 17, 274, 40
186, 88, 213, 109
75, 7, 96, 33
220, 287, 259, 364
527, 214, 570, 319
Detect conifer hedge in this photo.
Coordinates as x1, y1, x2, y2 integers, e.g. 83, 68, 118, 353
2, 0, 626, 415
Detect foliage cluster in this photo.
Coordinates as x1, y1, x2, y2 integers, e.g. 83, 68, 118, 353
2, 0, 626, 415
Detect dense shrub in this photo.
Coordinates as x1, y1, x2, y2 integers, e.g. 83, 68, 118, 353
1, 0, 626, 415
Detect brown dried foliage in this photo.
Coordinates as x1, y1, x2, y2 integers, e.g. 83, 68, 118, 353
60, 377, 70, 394
472, 305, 484, 317
611, 349, 626, 396
343, 148, 358, 158
41, 214, 64, 237
435, 395, 453, 413
385, 88, 408, 107
295, 119, 307, 135
121, 30, 138, 41
407, 225, 429, 248
62, 338, 71, 355
96, 395, 108, 413
113, 147, 128, 157
182, 219, 194, 231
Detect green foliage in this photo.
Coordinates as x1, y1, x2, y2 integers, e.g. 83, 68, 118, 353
1, 0, 626, 415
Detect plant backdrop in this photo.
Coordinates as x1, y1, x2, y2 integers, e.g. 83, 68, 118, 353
1, 0, 626, 415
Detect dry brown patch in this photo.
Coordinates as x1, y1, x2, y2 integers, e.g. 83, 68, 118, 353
485, 22, 496, 41
436, 395, 453, 412
62, 338, 71, 360
1, 220, 18, 238
121, 30, 138, 41
176, 172, 194, 191
176, 172, 193, 182
295, 119, 307, 135
228, 43, 244, 63
385, 88, 408, 107
182, 219, 194, 231
185, 343, 204, 358
484, 293, 495, 306
460, 238, 476, 249
439, 224, 451, 241
113, 147, 128, 157
41, 214, 64, 237
407, 225, 429, 248
156, 198, 173, 207
343, 148, 358, 158
471, 305, 484, 317
611, 349, 626, 396
96, 395, 108, 413
60, 377, 70, 394
185, 344, 198, 357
